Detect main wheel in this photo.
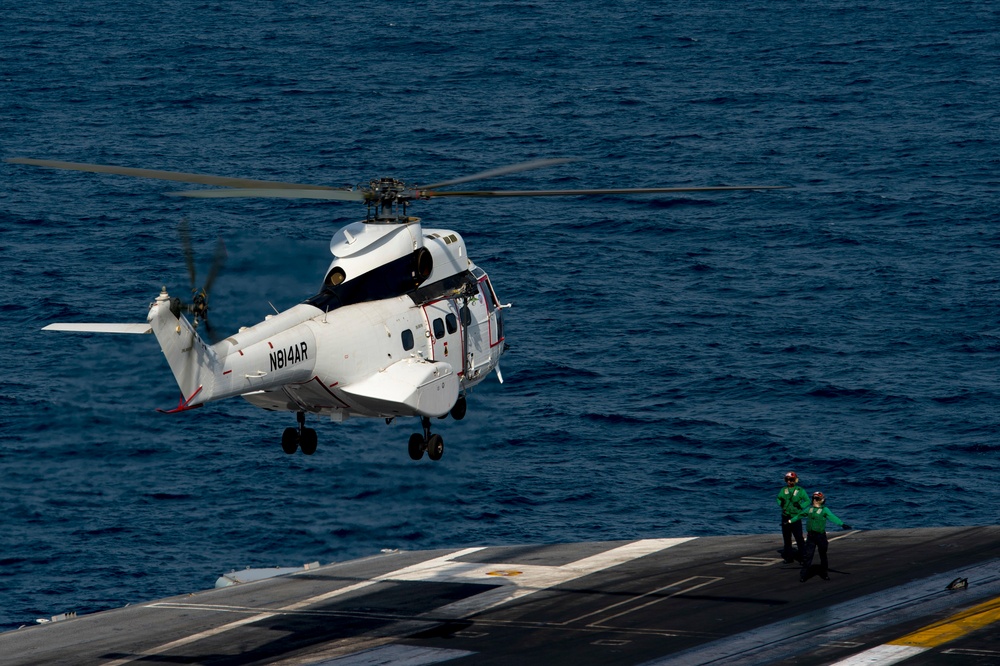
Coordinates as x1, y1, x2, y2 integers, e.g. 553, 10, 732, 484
408, 433, 425, 460
281, 427, 299, 454
450, 395, 467, 421
300, 428, 318, 455
427, 433, 444, 461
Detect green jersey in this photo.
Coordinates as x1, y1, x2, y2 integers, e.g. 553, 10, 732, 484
792, 505, 845, 533
776, 485, 809, 517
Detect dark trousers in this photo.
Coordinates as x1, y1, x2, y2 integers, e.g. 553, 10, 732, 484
781, 517, 804, 560
801, 530, 829, 577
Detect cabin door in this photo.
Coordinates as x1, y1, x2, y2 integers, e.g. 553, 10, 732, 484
422, 299, 463, 373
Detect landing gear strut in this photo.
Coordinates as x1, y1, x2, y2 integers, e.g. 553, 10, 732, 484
408, 416, 444, 461
282, 412, 318, 455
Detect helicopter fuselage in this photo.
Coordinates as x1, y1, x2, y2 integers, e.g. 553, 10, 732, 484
147, 220, 507, 424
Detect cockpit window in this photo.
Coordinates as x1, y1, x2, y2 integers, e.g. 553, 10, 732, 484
306, 250, 428, 313
401, 329, 414, 351
481, 282, 495, 313
445, 313, 457, 334
433, 318, 445, 339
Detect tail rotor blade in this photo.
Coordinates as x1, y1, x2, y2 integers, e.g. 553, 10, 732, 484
203, 316, 219, 344
203, 238, 227, 296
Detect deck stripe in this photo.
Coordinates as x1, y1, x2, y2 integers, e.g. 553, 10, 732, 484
829, 594, 1000, 665
889, 594, 1000, 647
828, 644, 927, 666
312, 644, 475, 664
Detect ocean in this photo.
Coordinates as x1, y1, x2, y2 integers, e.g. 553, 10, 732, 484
1, 0, 997, 632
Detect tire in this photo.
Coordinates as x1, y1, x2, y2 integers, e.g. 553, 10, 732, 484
427, 433, 444, 461
300, 428, 318, 455
408, 433, 425, 460
281, 428, 299, 454
450, 395, 467, 421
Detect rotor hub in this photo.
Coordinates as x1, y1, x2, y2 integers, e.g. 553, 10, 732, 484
365, 177, 418, 222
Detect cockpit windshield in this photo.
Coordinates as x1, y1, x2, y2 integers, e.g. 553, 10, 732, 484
306, 251, 425, 312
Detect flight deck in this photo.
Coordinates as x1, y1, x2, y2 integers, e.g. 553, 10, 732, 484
2, 526, 998, 665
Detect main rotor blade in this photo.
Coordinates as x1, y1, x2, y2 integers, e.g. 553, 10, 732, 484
179, 217, 197, 289
420, 158, 578, 191
6, 157, 348, 191
422, 185, 789, 198
166, 188, 368, 201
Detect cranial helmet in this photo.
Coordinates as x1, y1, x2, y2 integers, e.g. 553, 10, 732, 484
784, 471, 798, 481
812, 491, 825, 502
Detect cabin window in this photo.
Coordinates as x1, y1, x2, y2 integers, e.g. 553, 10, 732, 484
445, 313, 458, 334
433, 317, 445, 339
401, 329, 414, 351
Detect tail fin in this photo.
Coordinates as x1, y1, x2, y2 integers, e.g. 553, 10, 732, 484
147, 288, 221, 405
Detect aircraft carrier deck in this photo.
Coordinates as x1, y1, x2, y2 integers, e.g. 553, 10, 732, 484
2, 526, 998, 665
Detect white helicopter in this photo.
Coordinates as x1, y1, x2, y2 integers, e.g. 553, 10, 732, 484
8, 156, 783, 460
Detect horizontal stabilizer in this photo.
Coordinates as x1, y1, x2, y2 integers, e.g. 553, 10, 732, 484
43, 323, 153, 334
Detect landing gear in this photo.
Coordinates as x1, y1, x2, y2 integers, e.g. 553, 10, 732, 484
281, 412, 318, 455
408, 416, 444, 461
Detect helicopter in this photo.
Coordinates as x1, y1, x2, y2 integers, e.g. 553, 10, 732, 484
7, 156, 784, 461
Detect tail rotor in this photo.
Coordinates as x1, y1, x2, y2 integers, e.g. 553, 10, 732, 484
178, 217, 227, 339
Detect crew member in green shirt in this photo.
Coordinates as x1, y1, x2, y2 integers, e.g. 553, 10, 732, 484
792, 491, 852, 581
776, 471, 809, 563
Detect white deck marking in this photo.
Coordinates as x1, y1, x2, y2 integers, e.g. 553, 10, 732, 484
308, 644, 475, 665
588, 576, 723, 629
828, 644, 927, 666
724, 556, 785, 567
419, 538, 697, 619
941, 648, 1000, 657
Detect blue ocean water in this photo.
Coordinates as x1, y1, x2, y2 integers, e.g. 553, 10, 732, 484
1, 0, 997, 632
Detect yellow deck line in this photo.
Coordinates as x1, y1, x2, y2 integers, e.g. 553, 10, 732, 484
889, 595, 1000, 648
